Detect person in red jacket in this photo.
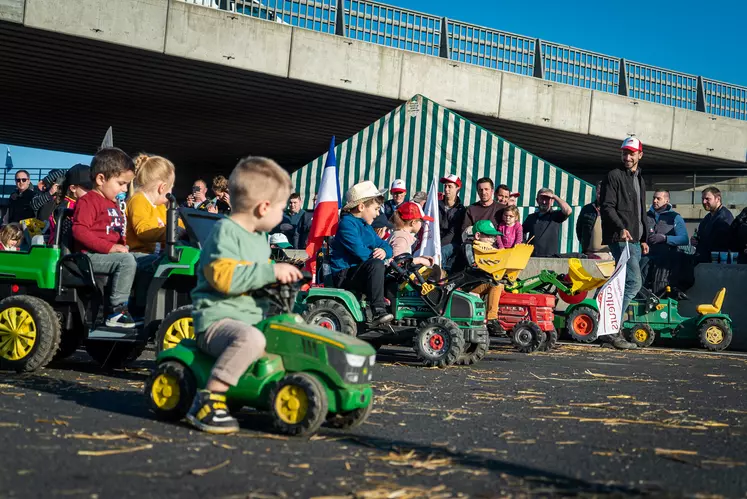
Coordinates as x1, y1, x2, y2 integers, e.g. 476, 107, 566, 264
72, 148, 137, 328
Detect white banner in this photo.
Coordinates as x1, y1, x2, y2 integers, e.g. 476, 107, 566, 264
415, 176, 442, 266
595, 243, 630, 336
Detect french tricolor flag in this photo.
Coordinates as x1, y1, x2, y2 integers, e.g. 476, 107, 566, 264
305, 137, 342, 272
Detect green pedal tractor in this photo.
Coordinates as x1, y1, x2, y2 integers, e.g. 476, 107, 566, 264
145, 277, 376, 437
0, 194, 219, 372
623, 287, 733, 351
298, 254, 489, 367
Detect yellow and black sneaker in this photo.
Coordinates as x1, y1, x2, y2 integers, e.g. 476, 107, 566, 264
185, 390, 240, 434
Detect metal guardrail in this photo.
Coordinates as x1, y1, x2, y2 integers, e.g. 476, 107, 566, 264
341, 0, 441, 56
703, 79, 747, 121
540, 41, 619, 93
623, 60, 698, 110
185, 0, 746, 121
446, 21, 535, 76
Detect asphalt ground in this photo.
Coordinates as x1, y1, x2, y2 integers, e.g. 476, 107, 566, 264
0, 340, 746, 499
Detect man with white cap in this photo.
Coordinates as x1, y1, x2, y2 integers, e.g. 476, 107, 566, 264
599, 136, 649, 350
438, 174, 465, 271
329, 181, 394, 325
383, 179, 408, 219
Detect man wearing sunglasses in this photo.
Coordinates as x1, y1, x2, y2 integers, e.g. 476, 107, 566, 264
7, 170, 36, 223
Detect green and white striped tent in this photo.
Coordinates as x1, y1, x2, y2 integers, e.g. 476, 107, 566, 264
291, 95, 595, 254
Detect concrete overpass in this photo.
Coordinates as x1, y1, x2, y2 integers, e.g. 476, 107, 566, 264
1, 0, 746, 192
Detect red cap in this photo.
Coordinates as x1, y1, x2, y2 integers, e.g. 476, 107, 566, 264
510, 192, 520, 198
621, 136, 643, 152
440, 174, 462, 189
397, 201, 433, 222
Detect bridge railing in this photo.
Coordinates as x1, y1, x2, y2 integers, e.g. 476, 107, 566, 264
623, 60, 698, 110
539, 41, 620, 93
185, 0, 746, 121
446, 21, 535, 76
340, 0, 442, 56
702, 78, 747, 121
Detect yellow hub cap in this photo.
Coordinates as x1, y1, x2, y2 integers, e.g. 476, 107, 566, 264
0, 307, 37, 361
274, 385, 309, 424
705, 326, 724, 345
151, 373, 181, 410
634, 329, 649, 343
162, 317, 194, 351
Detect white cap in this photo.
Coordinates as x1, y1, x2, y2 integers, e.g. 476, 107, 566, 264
269, 233, 292, 248
390, 179, 407, 193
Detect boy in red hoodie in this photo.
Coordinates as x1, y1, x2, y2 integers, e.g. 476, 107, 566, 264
72, 148, 137, 328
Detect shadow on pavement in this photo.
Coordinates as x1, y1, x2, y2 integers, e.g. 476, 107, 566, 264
338, 433, 656, 497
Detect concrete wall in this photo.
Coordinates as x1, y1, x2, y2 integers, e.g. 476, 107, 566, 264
499, 73, 592, 135
25, 0, 168, 52
0, 0, 24, 22
16, 0, 747, 165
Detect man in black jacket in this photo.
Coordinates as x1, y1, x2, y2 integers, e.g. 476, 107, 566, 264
6, 169, 36, 223
438, 174, 466, 271
692, 187, 734, 263
600, 137, 650, 350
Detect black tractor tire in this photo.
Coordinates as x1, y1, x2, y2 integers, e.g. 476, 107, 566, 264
538, 328, 559, 352
0, 295, 61, 373
270, 373, 329, 437
510, 321, 547, 354
325, 402, 373, 430
156, 305, 195, 354
303, 299, 357, 337
412, 316, 465, 368
625, 323, 656, 348
52, 307, 86, 362
458, 328, 490, 365
566, 305, 600, 343
698, 318, 733, 352
85, 341, 147, 369
145, 360, 196, 422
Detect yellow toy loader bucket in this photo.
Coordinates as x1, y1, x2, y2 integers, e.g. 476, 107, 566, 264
473, 243, 534, 282
566, 258, 608, 294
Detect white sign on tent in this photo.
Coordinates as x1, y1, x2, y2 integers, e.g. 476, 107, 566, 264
595, 243, 630, 336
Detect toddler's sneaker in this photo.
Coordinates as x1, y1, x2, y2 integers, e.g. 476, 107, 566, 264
186, 390, 240, 434
105, 306, 137, 329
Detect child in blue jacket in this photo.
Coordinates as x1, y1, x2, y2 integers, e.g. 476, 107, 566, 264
330, 181, 394, 325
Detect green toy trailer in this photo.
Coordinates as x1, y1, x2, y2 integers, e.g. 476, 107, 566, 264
0, 194, 219, 372
505, 259, 607, 344
623, 287, 733, 351
298, 254, 489, 368
146, 278, 376, 437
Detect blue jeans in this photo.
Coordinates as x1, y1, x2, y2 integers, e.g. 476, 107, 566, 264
609, 242, 642, 313
441, 244, 455, 271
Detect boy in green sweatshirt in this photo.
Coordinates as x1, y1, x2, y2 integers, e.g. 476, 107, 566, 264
187, 157, 303, 434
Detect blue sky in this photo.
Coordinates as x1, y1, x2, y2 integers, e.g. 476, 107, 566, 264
3, 0, 744, 173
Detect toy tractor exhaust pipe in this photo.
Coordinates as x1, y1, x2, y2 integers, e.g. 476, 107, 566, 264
165, 193, 179, 263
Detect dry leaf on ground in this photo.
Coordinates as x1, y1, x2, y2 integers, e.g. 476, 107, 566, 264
78, 444, 153, 457
191, 459, 231, 476
36, 418, 69, 426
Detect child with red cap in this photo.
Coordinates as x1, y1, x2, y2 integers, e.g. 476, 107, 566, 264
388, 201, 434, 266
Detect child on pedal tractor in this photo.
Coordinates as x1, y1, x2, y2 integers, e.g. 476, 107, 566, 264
329, 181, 394, 326
187, 157, 303, 434
72, 148, 138, 328
388, 201, 434, 266
126, 154, 186, 315
0, 223, 23, 251
463, 220, 505, 336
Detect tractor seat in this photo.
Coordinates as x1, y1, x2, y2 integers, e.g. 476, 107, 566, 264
55, 208, 111, 290
696, 288, 726, 315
